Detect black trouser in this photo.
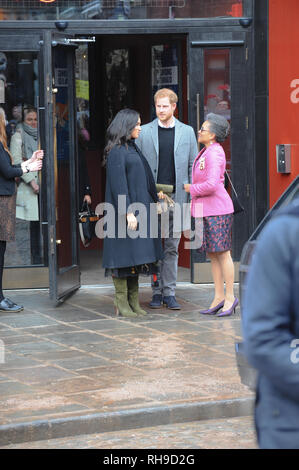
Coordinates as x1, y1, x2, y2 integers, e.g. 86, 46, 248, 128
0, 241, 6, 301
30, 221, 42, 265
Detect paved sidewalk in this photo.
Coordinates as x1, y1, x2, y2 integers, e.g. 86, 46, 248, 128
0, 283, 254, 446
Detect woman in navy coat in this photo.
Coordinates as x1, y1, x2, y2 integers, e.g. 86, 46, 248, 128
0, 110, 43, 312
102, 109, 163, 317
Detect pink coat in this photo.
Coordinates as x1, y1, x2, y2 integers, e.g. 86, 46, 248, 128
190, 142, 234, 218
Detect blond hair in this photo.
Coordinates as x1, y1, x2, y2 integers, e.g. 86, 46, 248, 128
154, 88, 178, 104
0, 110, 12, 162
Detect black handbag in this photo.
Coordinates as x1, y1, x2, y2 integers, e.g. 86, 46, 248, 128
78, 202, 99, 247
225, 170, 244, 214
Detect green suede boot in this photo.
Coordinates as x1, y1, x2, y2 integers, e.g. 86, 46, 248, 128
127, 276, 147, 316
112, 277, 137, 318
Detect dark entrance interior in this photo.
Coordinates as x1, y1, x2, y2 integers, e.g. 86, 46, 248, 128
77, 34, 191, 285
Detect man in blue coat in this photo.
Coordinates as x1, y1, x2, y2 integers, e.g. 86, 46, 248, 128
242, 198, 299, 448
136, 88, 198, 310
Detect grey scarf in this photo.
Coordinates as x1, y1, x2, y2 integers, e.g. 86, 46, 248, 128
20, 122, 38, 160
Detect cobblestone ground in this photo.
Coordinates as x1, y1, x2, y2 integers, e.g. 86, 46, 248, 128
2, 416, 257, 449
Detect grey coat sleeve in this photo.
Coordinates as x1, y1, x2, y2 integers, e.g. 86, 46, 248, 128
242, 215, 299, 402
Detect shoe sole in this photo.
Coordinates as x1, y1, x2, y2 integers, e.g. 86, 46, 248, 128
149, 304, 162, 309
163, 304, 181, 310
0, 308, 24, 313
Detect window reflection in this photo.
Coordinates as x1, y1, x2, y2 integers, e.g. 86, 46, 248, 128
204, 49, 231, 171
0, 1, 243, 20
0, 52, 44, 268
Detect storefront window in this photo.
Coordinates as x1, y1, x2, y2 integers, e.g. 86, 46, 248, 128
0, 1, 243, 21
0, 51, 44, 267
151, 44, 179, 119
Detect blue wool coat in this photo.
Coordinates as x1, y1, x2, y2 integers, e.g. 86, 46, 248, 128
242, 199, 299, 449
102, 141, 163, 269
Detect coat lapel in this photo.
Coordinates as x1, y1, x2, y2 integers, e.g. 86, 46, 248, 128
150, 119, 159, 157
192, 146, 206, 173
174, 118, 182, 153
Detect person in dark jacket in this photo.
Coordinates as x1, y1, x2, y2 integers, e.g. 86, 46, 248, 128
242, 197, 299, 449
102, 109, 163, 318
0, 110, 43, 312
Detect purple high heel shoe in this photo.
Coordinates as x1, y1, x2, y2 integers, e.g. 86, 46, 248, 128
217, 298, 239, 317
199, 300, 225, 315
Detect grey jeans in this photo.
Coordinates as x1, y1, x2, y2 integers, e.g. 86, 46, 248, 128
152, 207, 181, 297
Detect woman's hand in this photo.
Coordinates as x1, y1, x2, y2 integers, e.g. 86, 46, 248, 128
184, 184, 191, 193
127, 213, 138, 231
83, 195, 92, 206
21, 158, 43, 174
158, 191, 167, 200
28, 150, 44, 164
30, 180, 40, 194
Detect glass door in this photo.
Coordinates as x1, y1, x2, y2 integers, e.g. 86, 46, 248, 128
188, 40, 253, 282
0, 31, 49, 289
42, 31, 80, 303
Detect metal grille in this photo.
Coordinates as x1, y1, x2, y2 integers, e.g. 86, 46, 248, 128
0, 1, 186, 7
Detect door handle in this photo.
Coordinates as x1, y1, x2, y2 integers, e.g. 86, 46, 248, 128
196, 93, 200, 150
196, 93, 200, 132
56, 239, 62, 245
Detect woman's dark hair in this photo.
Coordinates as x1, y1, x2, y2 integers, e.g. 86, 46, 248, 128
104, 108, 140, 159
206, 113, 230, 143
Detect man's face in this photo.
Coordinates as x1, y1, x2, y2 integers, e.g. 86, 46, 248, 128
155, 96, 176, 123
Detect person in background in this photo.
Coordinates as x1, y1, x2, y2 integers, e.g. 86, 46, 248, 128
102, 108, 163, 318
6, 104, 22, 146
243, 198, 299, 449
10, 106, 42, 264
77, 120, 92, 208
136, 88, 198, 310
184, 113, 236, 317
0, 109, 43, 312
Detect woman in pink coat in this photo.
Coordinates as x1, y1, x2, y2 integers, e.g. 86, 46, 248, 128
184, 113, 238, 317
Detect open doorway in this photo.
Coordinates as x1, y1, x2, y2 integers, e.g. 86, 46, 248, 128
75, 33, 191, 286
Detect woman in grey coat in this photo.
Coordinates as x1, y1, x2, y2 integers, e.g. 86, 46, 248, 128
10, 106, 42, 264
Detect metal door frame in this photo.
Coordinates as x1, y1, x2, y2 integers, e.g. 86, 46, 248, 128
0, 31, 50, 289
42, 30, 81, 304
188, 34, 255, 283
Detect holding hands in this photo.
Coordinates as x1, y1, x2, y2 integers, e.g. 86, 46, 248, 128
21, 150, 44, 174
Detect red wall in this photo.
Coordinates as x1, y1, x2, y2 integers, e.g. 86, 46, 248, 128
269, 0, 299, 206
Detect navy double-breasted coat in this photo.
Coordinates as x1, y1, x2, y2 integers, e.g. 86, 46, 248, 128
243, 200, 299, 448
102, 141, 163, 269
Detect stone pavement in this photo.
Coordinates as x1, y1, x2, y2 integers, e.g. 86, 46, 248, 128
0, 283, 255, 447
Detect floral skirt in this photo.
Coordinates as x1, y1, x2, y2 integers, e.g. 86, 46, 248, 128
0, 192, 17, 242
198, 214, 233, 253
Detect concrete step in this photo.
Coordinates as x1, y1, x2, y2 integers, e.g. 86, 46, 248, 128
0, 397, 254, 447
